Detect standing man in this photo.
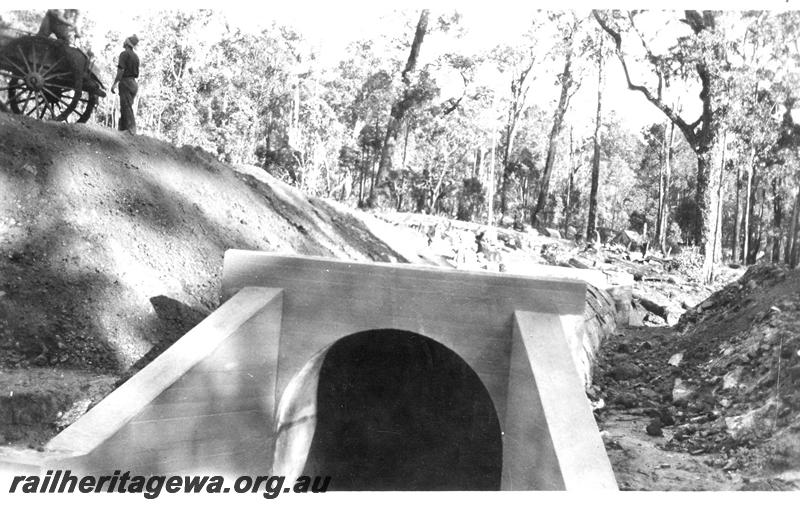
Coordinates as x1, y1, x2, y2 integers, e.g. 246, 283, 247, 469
111, 35, 140, 135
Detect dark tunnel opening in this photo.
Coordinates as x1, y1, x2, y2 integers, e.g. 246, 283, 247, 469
301, 329, 503, 491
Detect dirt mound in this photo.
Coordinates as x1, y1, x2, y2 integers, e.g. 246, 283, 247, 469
0, 112, 410, 446
0, 113, 409, 372
671, 265, 800, 466
593, 263, 800, 489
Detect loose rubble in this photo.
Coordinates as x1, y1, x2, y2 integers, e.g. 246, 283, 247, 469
593, 264, 800, 490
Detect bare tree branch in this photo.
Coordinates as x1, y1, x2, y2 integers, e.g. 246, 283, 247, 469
592, 10, 699, 148
567, 75, 583, 104
627, 12, 666, 100
441, 71, 469, 116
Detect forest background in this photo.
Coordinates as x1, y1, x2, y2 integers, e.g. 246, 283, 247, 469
3, 6, 800, 282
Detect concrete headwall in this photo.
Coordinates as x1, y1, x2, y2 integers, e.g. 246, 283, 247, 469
221, 251, 587, 430
1, 252, 617, 491
222, 252, 616, 489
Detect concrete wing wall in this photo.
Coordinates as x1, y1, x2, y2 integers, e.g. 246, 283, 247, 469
42, 287, 284, 477
505, 311, 617, 490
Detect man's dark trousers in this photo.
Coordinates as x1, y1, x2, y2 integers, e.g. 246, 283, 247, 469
119, 77, 138, 134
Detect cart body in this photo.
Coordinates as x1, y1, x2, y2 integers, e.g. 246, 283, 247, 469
0, 26, 105, 123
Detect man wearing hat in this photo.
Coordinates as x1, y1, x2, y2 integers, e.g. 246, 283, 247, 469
111, 35, 140, 134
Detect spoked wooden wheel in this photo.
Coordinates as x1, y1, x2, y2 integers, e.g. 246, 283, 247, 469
8, 79, 98, 123
72, 90, 97, 123
0, 36, 85, 122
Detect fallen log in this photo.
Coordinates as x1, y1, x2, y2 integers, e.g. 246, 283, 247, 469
632, 287, 683, 326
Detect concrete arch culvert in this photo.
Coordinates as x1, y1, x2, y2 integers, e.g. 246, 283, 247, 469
272, 329, 503, 491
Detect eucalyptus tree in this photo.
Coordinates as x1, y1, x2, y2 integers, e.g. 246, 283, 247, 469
368, 9, 431, 208
530, 12, 582, 227
734, 11, 800, 266
489, 22, 543, 218
593, 10, 727, 281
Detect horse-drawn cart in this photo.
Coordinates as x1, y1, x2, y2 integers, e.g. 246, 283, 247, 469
0, 26, 105, 123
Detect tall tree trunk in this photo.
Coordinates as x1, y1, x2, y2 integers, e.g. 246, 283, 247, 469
564, 128, 575, 238
733, 70, 761, 263
358, 152, 366, 206
687, 11, 721, 273
429, 153, 451, 214
713, 138, 727, 263
748, 187, 766, 264
743, 162, 754, 263
659, 120, 675, 254
745, 164, 759, 264
402, 120, 411, 169
772, 177, 783, 262
586, 40, 603, 243
521, 173, 528, 210
487, 120, 497, 226
291, 81, 300, 131
698, 150, 715, 278
499, 115, 515, 217
369, 145, 379, 197
732, 162, 741, 263
390, 121, 412, 211
655, 124, 666, 248
499, 58, 535, 218
368, 9, 429, 208
531, 29, 576, 226
265, 112, 273, 164
756, 188, 766, 260
594, 10, 721, 283
788, 188, 800, 267
396, 178, 405, 211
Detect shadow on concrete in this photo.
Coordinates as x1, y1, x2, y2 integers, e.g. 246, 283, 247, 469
117, 296, 210, 385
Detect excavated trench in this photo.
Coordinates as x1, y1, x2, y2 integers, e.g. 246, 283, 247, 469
296, 329, 503, 491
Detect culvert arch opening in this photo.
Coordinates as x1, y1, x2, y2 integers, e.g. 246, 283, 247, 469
287, 328, 503, 491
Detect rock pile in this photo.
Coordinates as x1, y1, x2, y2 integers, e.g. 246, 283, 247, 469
594, 264, 800, 477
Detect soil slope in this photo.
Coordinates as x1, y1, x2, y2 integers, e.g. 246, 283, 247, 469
594, 265, 800, 490
0, 112, 418, 446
